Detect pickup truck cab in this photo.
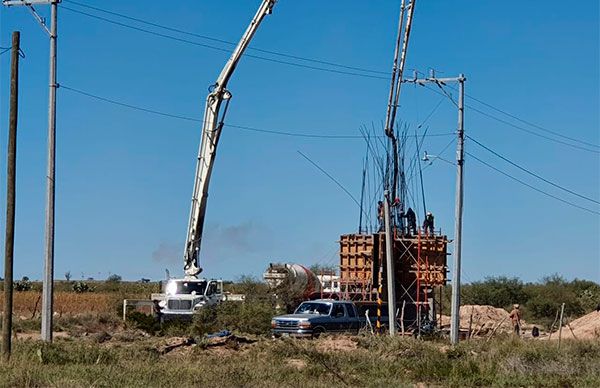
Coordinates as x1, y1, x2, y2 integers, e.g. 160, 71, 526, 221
271, 299, 360, 338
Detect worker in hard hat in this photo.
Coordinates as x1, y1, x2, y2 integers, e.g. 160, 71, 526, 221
377, 201, 385, 232
509, 304, 522, 336
423, 211, 435, 235
405, 207, 416, 235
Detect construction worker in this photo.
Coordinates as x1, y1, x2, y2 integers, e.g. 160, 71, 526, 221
393, 198, 405, 232
405, 207, 416, 235
377, 201, 384, 231
423, 211, 435, 235
153, 299, 163, 324
509, 304, 522, 336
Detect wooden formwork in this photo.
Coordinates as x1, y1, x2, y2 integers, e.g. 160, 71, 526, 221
339, 234, 379, 297
339, 232, 448, 320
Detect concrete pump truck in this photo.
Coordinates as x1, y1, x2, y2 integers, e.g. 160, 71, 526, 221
156, 0, 277, 320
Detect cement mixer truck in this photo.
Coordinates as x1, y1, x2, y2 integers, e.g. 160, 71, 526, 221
263, 263, 322, 312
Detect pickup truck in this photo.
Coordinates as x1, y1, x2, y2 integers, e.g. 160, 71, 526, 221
271, 299, 361, 338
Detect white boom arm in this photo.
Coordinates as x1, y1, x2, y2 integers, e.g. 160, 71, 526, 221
184, 0, 276, 277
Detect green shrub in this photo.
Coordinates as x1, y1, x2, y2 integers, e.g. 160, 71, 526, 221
72, 281, 95, 293
14, 277, 32, 292
126, 311, 160, 335
192, 300, 276, 336
462, 276, 527, 309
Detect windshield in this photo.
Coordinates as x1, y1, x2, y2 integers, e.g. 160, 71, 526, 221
294, 302, 332, 315
166, 280, 207, 295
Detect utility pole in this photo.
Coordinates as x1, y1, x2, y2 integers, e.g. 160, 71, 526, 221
2, 0, 59, 342
383, 190, 397, 336
2, 31, 20, 361
403, 72, 466, 344
450, 74, 465, 344
41, 0, 58, 343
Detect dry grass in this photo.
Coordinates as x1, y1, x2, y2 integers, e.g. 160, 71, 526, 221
0, 335, 599, 387
0, 291, 148, 318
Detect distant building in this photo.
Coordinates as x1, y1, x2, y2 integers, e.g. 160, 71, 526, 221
317, 274, 341, 293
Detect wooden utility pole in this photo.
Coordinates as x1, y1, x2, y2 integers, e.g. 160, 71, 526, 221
2, 31, 20, 361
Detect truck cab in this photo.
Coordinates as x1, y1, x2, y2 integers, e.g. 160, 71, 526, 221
157, 278, 223, 320
271, 299, 361, 338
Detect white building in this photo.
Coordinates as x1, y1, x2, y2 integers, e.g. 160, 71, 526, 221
317, 274, 341, 293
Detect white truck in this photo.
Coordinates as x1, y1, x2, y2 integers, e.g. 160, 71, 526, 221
153, 0, 276, 319
155, 278, 224, 320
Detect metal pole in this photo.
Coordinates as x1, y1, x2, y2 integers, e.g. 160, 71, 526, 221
41, 0, 58, 343
383, 190, 397, 336
450, 74, 465, 344
2, 31, 20, 361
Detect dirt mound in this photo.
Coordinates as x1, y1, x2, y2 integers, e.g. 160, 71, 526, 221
560, 311, 600, 340
440, 305, 513, 335
315, 335, 358, 352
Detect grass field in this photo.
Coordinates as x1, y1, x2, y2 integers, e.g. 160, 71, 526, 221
1, 335, 599, 387
1, 279, 599, 386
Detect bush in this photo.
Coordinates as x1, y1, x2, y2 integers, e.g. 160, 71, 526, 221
524, 275, 586, 328
106, 274, 122, 283
126, 311, 160, 335
14, 277, 32, 292
72, 281, 94, 293
462, 276, 527, 309
192, 300, 276, 336
192, 276, 276, 335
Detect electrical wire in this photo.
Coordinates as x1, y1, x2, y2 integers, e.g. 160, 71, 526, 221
63, 0, 390, 76
60, 6, 390, 81
420, 84, 600, 154
445, 84, 600, 149
61, 0, 599, 153
60, 83, 455, 140
467, 151, 599, 216
297, 150, 365, 212
468, 135, 599, 205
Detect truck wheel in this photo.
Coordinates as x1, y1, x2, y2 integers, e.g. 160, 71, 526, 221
312, 327, 325, 339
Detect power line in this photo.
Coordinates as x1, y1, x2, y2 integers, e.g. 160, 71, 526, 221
419, 84, 600, 154
60, 6, 390, 81
468, 103, 599, 154
297, 150, 364, 211
61, 1, 600, 153
59, 84, 455, 140
63, 0, 389, 76
468, 135, 599, 205
467, 151, 599, 216
445, 84, 600, 149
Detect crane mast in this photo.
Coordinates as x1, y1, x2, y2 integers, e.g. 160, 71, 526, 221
184, 0, 276, 278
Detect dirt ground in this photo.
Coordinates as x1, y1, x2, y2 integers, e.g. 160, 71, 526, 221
559, 310, 600, 340
440, 304, 515, 334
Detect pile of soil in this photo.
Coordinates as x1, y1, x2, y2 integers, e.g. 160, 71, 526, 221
440, 305, 514, 335
560, 311, 600, 340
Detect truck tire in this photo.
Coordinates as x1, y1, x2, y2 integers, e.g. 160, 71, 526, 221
312, 327, 326, 339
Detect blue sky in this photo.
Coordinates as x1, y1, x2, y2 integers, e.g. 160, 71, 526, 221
0, 0, 598, 283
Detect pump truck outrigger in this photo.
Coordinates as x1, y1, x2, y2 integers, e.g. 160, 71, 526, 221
156, 0, 277, 320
